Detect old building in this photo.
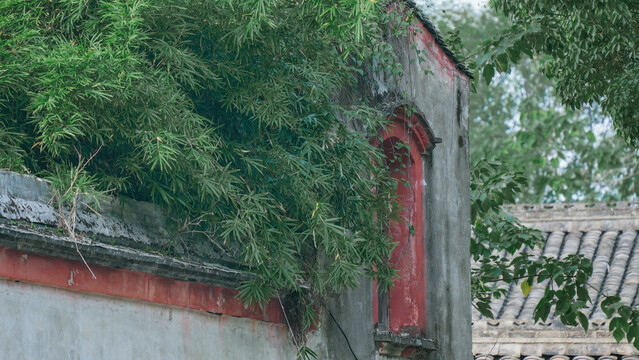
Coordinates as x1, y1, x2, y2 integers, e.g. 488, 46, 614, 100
0, 3, 472, 359
473, 203, 639, 360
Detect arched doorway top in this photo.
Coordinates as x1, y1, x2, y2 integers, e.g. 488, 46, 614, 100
374, 105, 434, 155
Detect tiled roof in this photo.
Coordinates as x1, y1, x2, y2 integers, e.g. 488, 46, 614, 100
473, 203, 639, 360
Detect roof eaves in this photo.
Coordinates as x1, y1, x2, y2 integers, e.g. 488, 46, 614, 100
403, 0, 474, 79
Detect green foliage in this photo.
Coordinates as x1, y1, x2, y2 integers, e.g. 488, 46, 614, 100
432, 3, 639, 203
470, 160, 547, 317
475, 0, 639, 145
600, 296, 639, 349
0, 0, 423, 354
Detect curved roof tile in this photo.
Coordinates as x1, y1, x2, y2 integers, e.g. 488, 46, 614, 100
473, 203, 639, 359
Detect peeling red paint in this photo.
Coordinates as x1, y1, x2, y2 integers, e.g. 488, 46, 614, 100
373, 107, 429, 335
388, 3, 469, 83
411, 21, 468, 83
0, 246, 284, 324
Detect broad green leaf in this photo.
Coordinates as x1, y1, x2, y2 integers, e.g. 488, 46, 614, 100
577, 312, 589, 332
483, 65, 495, 86
556, 299, 570, 315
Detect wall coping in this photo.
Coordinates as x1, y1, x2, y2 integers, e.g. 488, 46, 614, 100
504, 202, 639, 232
0, 170, 246, 288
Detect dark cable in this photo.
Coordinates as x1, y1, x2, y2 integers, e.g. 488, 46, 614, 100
328, 309, 359, 360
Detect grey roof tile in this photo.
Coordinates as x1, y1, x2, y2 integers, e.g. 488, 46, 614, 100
475, 356, 494, 360
618, 232, 639, 305
519, 241, 547, 320
588, 231, 619, 319
485, 356, 621, 360
560, 231, 583, 259
489, 250, 511, 318
473, 202, 639, 359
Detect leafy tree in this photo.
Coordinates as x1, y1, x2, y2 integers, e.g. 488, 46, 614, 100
470, 160, 594, 330
430, 3, 638, 203
0, 1, 419, 356
5, 0, 636, 355
476, 0, 639, 144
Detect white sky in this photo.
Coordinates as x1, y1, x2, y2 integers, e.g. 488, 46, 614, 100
415, 0, 489, 11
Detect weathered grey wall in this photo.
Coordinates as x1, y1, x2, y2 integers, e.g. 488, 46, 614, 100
0, 169, 330, 360
324, 277, 376, 360
0, 279, 297, 360
393, 32, 472, 360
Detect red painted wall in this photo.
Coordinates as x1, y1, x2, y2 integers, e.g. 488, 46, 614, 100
413, 24, 462, 83
373, 108, 429, 336
0, 246, 285, 324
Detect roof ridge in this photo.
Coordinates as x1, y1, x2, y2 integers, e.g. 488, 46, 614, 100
506, 202, 639, 213
503, 203, 639, 233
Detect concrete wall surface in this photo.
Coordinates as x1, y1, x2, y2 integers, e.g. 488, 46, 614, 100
0, 279, 297, 360
392, 16, 472, 360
